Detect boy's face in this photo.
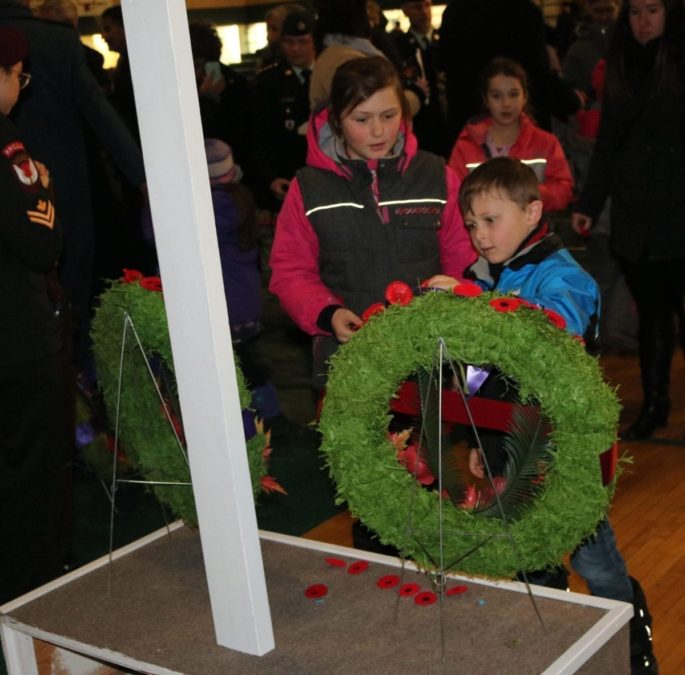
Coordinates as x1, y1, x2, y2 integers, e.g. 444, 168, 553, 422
464, 190, 542, 264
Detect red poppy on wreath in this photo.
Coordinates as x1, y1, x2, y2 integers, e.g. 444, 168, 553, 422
544, 308, 567, 331
446, 585, 469, 596
377, 574, 400, 589
453, 281, 482, 298
347, 560, 369, 575
140, 276, 162, 292
399, 582, 420, 597
489, 297, 524, 313
385, 281, 414, 306
324, 557, 347, 568
414, 591, 437, 606
361, 303, 386, 323
304, 583, 328, 599
122, 268, 143, 283
397, 443, 435, 485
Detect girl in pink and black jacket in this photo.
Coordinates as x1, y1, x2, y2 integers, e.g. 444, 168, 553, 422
269, 56, 474, 387
448, 58, 574, 213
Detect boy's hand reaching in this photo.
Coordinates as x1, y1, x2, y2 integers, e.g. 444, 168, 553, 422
332, 308, 362, 343
423, 274, 460, 292
469, 447, 485, 479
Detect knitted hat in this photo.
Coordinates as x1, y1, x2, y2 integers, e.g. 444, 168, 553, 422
282, 10, 315, 37
0, 27, 29, 67
204, 138, 242, 184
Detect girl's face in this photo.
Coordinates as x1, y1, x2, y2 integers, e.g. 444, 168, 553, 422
628, 0, 665, 45
0, 61, 23, 115
340, 85, 403, 161
484, 74, 527, 127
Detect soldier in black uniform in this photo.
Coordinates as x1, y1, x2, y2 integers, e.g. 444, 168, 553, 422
392, 0, 449, 157
250, 9, 316, 211
0, 27, 65, 603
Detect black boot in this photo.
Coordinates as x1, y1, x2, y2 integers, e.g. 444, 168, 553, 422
629, 578, 658, 673
623, 397, 670, 440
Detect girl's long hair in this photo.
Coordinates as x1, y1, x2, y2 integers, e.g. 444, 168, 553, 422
605, 0, 684, 102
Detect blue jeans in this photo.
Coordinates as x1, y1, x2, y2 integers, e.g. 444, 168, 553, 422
571, 518, 633, 603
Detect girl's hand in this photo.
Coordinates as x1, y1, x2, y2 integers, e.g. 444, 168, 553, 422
423, 274, 459, 292
331, 308, 362, 343
468, 447, 485, 479
571, 212, 592, 236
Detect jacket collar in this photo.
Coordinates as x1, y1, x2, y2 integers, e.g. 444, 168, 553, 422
306, 104, 418, 180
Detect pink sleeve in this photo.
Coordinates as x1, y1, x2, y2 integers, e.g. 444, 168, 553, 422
439, 167, 476, 278
268, 180, 343, 335
539, 136, 575, 212
447, 135, 471, 182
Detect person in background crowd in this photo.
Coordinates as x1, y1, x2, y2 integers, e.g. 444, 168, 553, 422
310, 0, 421, 116
0, 26, 65, 603
0, 0, 146, 365
554, 0, 587, 59
255, 3, 305, 71
100, 4, 138, 144
573, 0, 685, 443
449, 58, 574, 213
438, 0, 582, 144
392, 0, 448, 156
251, 8, 316, 210
188, 21, 250, 172
563, 0, 637, 354
366, 0, 403, 66
142, 140, 285, 431
36, 0, 108, 87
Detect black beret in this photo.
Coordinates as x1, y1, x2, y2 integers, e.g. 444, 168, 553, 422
282, 10, 315, 37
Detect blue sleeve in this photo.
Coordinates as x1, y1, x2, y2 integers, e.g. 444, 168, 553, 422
525, 256, 600, 337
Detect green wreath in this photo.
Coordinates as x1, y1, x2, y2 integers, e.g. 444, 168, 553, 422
319, 289, 620, 577
91, 272, 277, 526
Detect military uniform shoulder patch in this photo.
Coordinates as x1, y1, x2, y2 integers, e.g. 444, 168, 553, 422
2, 140, 39, 191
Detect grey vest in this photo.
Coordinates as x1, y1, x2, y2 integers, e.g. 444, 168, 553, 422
298, 151, 447, 315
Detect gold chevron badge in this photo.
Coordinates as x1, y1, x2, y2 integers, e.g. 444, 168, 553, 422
27, 199, 55, 229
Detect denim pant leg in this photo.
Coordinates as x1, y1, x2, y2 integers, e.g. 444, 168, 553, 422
570, 519, 633, 603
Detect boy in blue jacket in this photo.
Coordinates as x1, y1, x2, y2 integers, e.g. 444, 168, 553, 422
427, 157, 656, 674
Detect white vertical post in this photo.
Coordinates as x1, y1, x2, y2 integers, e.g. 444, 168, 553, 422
120, 0, 274, 655
0, 624, 39, 675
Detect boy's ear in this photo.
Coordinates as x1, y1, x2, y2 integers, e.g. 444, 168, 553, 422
525, 199, 544, 226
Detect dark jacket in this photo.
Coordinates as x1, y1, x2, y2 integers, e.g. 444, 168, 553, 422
250, 60, 310, 192
576, 37, 685, 261
0, 114, 61, 366
0, 1, 145, 311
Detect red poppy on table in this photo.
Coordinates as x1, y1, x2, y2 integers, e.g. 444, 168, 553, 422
544, 308, 567, 330
347, 560, 369, 575
122, 268, 143, 283
377, 574, 400, 589
385, 281, 414, 306
324, 557, 347, 568
446, 585, 469, 596
414, 591, 437, 606
453, 281, 482, 297
304, 583, 328, 599
489, 297, 523, 313
140, 276, 162, 292
399, 582, 420, 597
361, 303, 386, 323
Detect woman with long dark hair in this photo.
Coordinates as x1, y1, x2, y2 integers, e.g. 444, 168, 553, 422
573, 0, 685, 441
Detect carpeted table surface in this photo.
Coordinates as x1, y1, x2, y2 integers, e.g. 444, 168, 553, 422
7, 528, 628, 674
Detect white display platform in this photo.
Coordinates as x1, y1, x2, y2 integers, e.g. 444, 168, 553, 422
1, 524, 632, 674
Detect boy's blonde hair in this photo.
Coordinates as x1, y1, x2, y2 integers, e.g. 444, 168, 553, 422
459, 157, 541, 214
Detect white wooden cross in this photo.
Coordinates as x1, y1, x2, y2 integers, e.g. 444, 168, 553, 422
120, 0, 274, 655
